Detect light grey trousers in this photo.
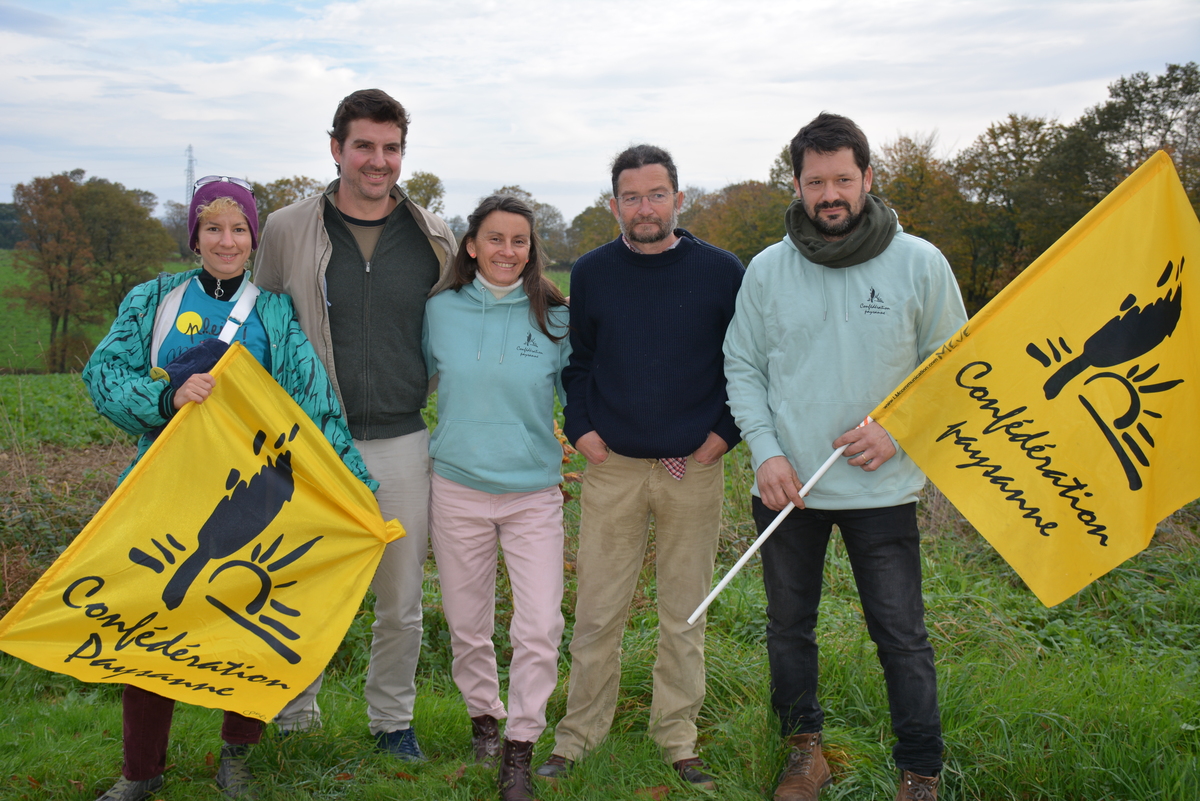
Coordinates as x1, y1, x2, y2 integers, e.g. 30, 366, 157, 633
275, 428, 430, 734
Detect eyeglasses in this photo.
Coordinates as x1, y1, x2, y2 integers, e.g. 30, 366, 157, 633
617, 192, 674, 208
194, 175, 255, 196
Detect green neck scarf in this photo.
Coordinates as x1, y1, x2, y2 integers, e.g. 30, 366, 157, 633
785, 193, 898, 269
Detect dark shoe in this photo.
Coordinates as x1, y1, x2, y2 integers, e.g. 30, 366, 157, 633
216, 743, 258, 800
499, 738, 536, 801
673, 757, 717, 791
471, 714, 502, 768
376, 727, 426, 762
533, 753, 573, 780
98, 775, 164, 801
774, 732, 832, 801
895, 770, 939, 801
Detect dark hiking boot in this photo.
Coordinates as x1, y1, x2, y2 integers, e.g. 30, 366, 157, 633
375, 726, 426, 762
895, 770, 939, 801
533, 753, 573, 780
216, 743, 259, 799
98, 775, 164, 801
774, 732, 832, 801
471, 714, 502, 768
499, 738, 536, 800
673, 757, 717, 791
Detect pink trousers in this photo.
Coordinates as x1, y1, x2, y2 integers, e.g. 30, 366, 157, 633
428, 472, 565, 743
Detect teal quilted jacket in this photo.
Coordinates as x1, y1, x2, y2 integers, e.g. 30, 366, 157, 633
82, 269, 375, 489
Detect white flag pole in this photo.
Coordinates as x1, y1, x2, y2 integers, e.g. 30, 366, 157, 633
686, 417, 872, 626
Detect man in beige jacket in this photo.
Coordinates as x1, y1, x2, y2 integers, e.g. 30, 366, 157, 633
254, 88, 455, 761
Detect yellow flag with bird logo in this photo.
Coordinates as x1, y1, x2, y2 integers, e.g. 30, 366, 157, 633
0, 343, 403, 720
873, 151, 1199, 606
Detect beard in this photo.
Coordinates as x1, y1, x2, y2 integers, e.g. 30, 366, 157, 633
805, 192, 867, 239
620, 207, 679, 245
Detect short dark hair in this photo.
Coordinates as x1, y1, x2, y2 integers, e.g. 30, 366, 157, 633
448, 194, 567, 342
329, 89, 411, 154
789, 112, 870, 177
610, 144, 679, 196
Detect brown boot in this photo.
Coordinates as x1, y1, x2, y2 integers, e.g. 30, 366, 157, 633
499, 739, 536, 801
895, 770, 939, 801
774, 732, 832, 801
471, 714, 501, 768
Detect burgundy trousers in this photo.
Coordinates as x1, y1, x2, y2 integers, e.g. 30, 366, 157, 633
122, 684, 263, 780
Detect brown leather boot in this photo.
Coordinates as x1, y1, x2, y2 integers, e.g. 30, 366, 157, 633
471, 714, 501, 768
499, 739, 536, 801
895, 770, 939, 801
774, 732, 832, 801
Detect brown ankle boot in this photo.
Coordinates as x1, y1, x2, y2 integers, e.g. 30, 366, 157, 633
774, 732, 832, 801
499, 739, 536, 801
471, 714, 501, 768
895, 770, 939, 801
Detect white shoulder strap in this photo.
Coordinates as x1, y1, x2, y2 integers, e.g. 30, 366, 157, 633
150, 280, 191, 368
219, 282, 262, 343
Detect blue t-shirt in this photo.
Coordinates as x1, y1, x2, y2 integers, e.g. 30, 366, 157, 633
159, 278, 271, 371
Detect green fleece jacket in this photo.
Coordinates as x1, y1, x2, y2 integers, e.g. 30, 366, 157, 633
723, 222, 967, 509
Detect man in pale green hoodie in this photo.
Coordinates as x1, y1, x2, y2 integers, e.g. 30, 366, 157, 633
723, 113, 967, 801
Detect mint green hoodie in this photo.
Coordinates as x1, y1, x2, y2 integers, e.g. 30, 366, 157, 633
423, 278, 570, 494
723, 222, 967, 510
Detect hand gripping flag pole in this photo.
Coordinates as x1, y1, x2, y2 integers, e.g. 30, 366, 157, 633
687, 417, 871, 625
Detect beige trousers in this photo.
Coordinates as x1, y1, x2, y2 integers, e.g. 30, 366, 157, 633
552, 452, 723, 763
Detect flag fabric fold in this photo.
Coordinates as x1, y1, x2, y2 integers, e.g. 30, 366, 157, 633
872, 151, 1200, 606
0, 343, 403, 720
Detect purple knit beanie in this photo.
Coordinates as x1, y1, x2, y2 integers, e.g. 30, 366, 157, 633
188, 178, 259, 251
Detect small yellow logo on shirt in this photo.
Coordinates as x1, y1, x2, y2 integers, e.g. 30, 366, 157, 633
176, 311, 204, 335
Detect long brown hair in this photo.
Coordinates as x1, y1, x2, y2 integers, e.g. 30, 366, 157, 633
446, 194, 567, 342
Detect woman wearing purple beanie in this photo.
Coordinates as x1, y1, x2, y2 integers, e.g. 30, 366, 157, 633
82, 176, 374, 801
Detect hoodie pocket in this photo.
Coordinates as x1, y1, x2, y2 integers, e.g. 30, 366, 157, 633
429, 419, 549, 487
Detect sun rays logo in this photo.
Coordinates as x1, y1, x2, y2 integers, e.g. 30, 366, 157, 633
1026, 257, 1185, 491
127, 425, 320, 664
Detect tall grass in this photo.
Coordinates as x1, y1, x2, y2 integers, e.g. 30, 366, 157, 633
1, 373, 1198, 799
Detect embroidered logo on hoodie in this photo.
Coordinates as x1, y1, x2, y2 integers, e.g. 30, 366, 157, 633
517, 331, 544, 358
860, 287, 891, 316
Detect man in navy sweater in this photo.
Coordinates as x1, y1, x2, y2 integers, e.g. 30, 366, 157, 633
535, 144, 744, 791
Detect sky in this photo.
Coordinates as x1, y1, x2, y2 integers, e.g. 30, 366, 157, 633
1, 0, 1197, 223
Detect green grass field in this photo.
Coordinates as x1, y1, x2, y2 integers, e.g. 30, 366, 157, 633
1, 373, 1197, 799
0, 249, 190, 374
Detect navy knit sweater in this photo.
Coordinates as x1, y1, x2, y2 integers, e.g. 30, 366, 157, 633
563, 230, 744, 459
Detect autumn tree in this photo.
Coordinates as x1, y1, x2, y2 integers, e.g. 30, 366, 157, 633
161, 200, 193, 260
446, 214, 468, 243
75, 177, 176, 316
768, 145, 794, 192
950, 114, 1062, 312
251, 176, 325, 226
0, 203, 21, 249
402, 171, 446, 214
568, 193, 619, 256
1089, 61, 1199, 201
7, 170, 99, 371
685, 181, 791, 266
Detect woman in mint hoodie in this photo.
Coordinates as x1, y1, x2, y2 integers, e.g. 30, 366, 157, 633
423, 194, 570, 801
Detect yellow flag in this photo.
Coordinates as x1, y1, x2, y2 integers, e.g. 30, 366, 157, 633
0, 344, 403, 720
873, 151, 1199, 607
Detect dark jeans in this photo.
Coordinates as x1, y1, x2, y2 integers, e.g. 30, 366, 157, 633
122, 684, 263, 780
755, 498, 943, 775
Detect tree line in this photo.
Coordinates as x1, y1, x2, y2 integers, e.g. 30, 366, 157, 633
6, 63, 1196, 370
